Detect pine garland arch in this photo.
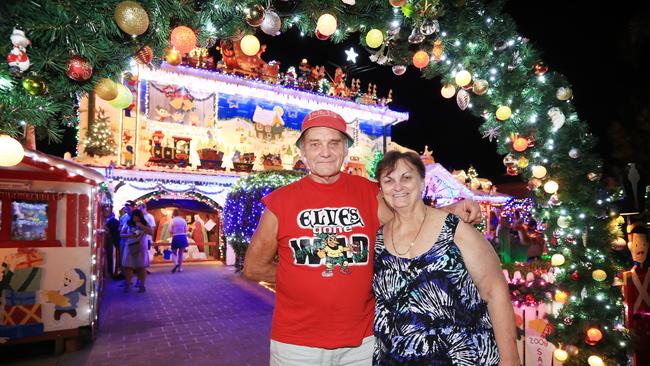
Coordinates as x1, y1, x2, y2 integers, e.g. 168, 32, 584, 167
0, 0, 629, 364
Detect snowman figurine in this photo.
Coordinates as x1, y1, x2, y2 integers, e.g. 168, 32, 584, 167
6, 28, 31, 76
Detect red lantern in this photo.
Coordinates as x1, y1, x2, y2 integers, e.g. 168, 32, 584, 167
170, 26, 197, 54
66, 55, 93, 81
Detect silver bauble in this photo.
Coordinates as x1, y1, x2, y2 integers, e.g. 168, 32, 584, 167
260, 11, 282, 36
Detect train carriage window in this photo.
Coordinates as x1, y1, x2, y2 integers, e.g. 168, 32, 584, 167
11, 200, 48, 241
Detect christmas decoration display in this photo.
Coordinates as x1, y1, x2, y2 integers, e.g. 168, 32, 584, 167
6, 29, 31, 76
114, 1, 150, 36
170, 26, 197, 54
83, 107, 116, 157
95, 78, 118, 100
0, 134, 25, 167
65, 55, 93, 81
224, 170, 304, 269
0, 2, 632, 362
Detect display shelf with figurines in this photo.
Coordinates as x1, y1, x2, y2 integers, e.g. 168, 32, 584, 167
10, 201, 48, 241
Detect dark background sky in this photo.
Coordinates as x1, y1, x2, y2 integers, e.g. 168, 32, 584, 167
41, 0, 650, 184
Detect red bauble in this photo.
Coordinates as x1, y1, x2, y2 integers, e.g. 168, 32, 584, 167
533, 62, 548, 76
525, 294, 535, 304
315, 29, 329, 41
66, 55, 93, 81
135, 46, 153, 65
571, 271, 579, 281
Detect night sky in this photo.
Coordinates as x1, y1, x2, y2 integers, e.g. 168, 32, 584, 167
41, 1, 649, 184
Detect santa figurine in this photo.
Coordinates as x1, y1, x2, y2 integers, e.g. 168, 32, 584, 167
623, 222, 649, 366
6, 28, 31, 76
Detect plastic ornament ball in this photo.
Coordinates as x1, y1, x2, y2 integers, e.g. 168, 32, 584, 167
472, 79, 488, 95
0, 135, 25, 167
316, 13, 337, 36
569, 148, 579, 159
240, 35, 261, 56
412, 51, 430, 69
114, 1, 150, 36
592, 269, 607, 282
21, 76, 47, 96
551, 254, 565, 266
532, 165, 547, 179
245, 4, 265, 27
557, 216, 570, 228
389, 0, 407, 7
165, 48, 182, 66
586, 328, 603, 343
587, 355, 604, 366
456, 89, 470, 110
544, 180, 559, 194
454, 70, 472, 87
366, 29, 384, 48
553, 349, 568, 362
135, 45, 153, 65
95, 78, 118, 100
557, 86, 573, 101
513, 137, 528, 152
571, 271, 580, 281
66, 55, 93, 81
441, 84, 456, 99
170, 26, 197, 54
108, 83, 133, 110
564, 316, 574, 325
392, 65, 406, 76
260, 11, 281, 36
496, 106, 512, 121
554, 291, 568, 303
517, 156, 529, 168
315, 29, 329, 41
533, 62, 548, 75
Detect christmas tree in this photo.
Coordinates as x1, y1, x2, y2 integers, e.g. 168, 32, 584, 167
83, 107, 116, 157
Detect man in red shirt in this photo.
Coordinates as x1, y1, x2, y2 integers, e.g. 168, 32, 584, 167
244, 109, 480, 365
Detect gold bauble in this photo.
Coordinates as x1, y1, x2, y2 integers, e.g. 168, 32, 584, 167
496, 105, 512, 121
366, 29, 384, 48
95, 78, 118, 100
441, 84, 455, 99
472, 79, 488, 95
532, 165, 547, 179
553, 349, 568, 362
240, 34, 261, 56
165, 48, 182, 66
554, 291, 568, 303
551, 254, 565, 266
587, 355, 604, 366
114, 1, 150, 36
316, 14, 337, 37
592, 270, 607, 282
517, 156, 529, 168
412, 51, 430, 69
544, 180, 559, 194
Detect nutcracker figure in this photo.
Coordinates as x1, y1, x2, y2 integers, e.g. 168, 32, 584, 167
623, 223, 649, 366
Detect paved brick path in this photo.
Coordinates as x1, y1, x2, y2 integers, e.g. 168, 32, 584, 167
2, 262, 274, 366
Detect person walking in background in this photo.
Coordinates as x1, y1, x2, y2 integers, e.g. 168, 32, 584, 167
120, 209, 152, 293
495, 209, 513, 263
372, 151, 519, 365
104, 206, 121, 279
139, 203, 157, 273
169, 208, 188, 273
117, 200, 134, 281
513, 214, 545, 263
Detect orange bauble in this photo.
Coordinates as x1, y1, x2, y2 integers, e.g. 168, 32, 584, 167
412, 51, 430, 69
389, 0, 407, 7
586, 328, 603, 344
170, 26, 197, 54
513, 137, 528, 152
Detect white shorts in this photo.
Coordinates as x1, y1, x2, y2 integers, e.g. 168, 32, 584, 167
270, 335, 374, 366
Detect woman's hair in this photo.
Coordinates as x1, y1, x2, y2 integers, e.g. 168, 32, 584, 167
128, 209, 148, 227
172, 208, 180, 217
375, 150, 426, 181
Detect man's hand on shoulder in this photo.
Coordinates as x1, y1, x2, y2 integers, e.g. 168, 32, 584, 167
442, 199, 482, 224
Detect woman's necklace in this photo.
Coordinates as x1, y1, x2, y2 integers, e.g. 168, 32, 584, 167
391, 208, 428, 257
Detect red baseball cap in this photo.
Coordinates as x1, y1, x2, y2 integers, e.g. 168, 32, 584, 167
296, 109, 354, 147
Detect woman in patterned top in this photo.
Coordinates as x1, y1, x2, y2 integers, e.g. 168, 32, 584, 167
373, 151, 519, 366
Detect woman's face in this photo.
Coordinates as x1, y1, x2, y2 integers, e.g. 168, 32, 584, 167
379, 159, 424, 210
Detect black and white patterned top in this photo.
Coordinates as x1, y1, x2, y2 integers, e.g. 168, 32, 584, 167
373, 214, 500, 366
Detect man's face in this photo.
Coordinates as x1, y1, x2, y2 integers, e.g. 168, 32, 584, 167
300, 127, 348, 179
629, 233, 648, 264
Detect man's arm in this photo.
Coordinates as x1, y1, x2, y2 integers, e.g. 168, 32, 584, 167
243, 210, 279, 283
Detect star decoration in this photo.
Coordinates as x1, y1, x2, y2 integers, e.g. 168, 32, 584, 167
345, 47, 359, 63
227, 96, 239, 109
482, 126, 501, 142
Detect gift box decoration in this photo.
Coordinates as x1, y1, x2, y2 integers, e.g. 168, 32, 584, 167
9, 267, 43, 292
2, 290, 37, 306
0, 323, 44, 339
14, 248, 45, 269
2, 304, 42, 326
